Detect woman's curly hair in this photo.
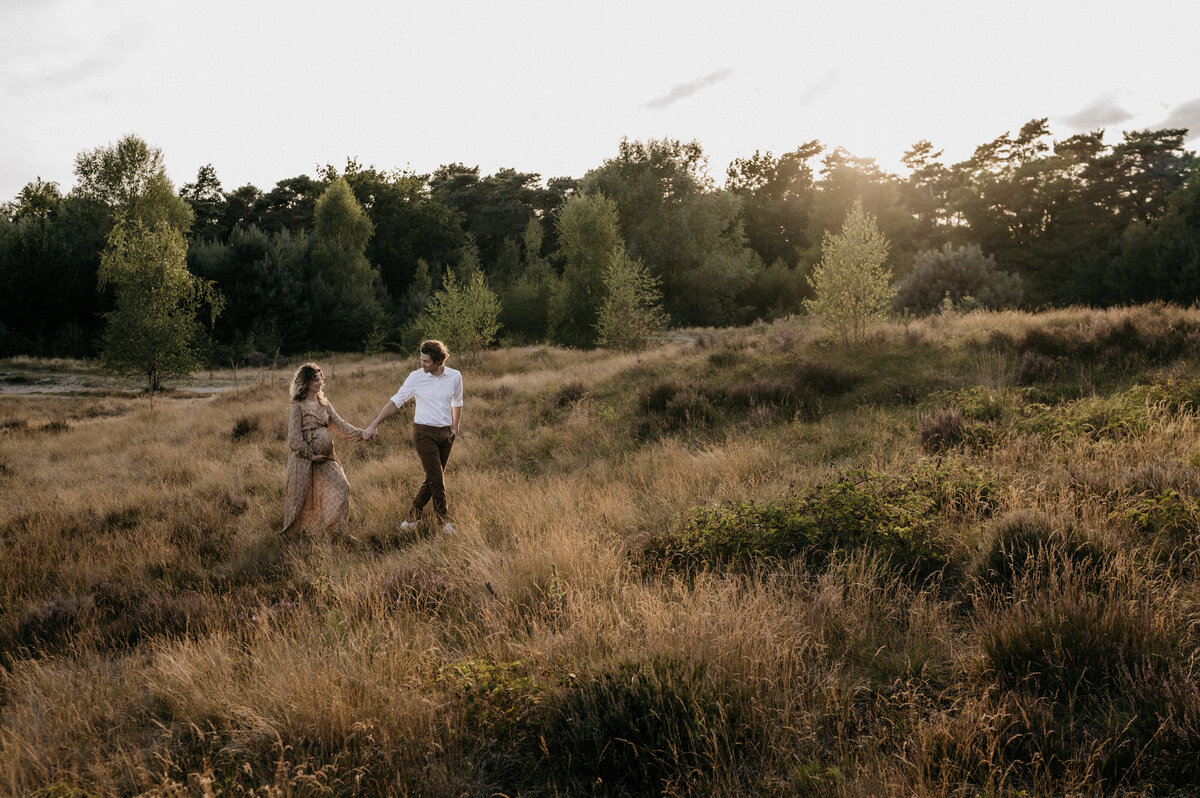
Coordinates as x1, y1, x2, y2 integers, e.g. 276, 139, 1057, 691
290, 362, 325, 403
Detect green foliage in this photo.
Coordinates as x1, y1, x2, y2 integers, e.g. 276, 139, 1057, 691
3, 177, 62, 221
548, 192, 623, 347
310, 177, 384, 349
739, 258, 810, 320
188, 226, 315, 354
1111, 490, 1200, 567
595, 249, 667, 350
895, 242, 1023, 314
804, 200, 896, 344
438, 659, 546, 749
73, 134, 193, 231
98, 220, 223, 391
583, 138, 761, 327
649, 469, 952, 576
725, 143, 823, 271
948, 122, 1194, 305
420, 266, 501, 361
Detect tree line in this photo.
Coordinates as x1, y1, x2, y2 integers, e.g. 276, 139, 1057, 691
2, 121, 1197, 363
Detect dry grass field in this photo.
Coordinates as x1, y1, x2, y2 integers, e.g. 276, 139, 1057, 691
4, 305, 1200, 796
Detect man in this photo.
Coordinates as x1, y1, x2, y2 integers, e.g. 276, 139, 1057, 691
362, 339, 463, 534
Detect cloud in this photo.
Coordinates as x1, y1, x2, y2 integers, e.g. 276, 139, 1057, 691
645, 68, 733, 110
797, 69, 838, 106
0, 21, 137, 96
1159, 97, 1200, 139
1062, 94, 1133, 129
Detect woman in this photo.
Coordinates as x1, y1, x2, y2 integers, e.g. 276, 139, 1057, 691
282, 363, 364, 536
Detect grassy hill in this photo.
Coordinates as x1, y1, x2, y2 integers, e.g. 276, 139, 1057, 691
3, 304, 1200, 796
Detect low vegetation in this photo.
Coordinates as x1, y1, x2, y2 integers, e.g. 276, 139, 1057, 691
3, 303, 1200, 795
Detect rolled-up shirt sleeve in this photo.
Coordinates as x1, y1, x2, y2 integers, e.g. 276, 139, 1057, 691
452, 373, 464, 408
390, 372, 418, 409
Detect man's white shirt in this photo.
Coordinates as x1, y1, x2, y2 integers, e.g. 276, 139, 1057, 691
390, 366, 464, 427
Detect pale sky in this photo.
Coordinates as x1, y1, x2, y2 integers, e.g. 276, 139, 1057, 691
3, 0, 1199, 202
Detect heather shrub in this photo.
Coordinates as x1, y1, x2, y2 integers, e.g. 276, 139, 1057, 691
973, 510, 1105, 593
5, 583, 213, 657
791, 357, 859, 396
634, 380, 717, 439
918, 406, 964, 452
978, 564, 1177, 703
539, 657, 755, 794
1016, 350, 1056, 384
230, 414, 260, 440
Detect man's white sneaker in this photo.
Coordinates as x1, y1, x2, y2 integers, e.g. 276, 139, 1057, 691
400, 519, 416, 532
442, 522, 457, 534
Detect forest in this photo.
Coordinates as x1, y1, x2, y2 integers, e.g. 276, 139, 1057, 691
1, 120, 1198, 363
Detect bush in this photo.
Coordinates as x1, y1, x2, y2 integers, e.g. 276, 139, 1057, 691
635, 380, 717, 439
973, 510, 1105, 594
978, 565, 1176, 703
646, 469, 951, 577
541, 657, 752, 794
919, 406, 964, 452
1016, 351, 1056, 385
895, 242, 1023, 314
231, 415, 259, 440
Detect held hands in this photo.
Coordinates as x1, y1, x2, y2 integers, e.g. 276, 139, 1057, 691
361, 424, 378, 441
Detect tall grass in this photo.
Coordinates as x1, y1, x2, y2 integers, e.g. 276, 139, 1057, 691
3, 305, 1200, 795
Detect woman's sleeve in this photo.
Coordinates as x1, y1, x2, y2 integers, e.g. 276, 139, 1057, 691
288, 403, 316, 459
327, 402, 364, 440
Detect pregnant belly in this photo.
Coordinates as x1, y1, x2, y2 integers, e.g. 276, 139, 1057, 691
305, 428, 334, 457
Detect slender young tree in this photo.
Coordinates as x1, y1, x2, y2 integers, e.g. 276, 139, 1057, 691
595, 250, 667, 351
421, 266, 501, 362
98, 220, 223, 391
804, 200, 895, 345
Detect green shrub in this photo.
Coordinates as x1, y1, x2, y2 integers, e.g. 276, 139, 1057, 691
647, 469, 951, 577
894, 242, 1023, 315
1110, 490, 1200, 567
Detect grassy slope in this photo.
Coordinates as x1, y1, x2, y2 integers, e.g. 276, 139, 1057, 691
2, 305, 1200, 796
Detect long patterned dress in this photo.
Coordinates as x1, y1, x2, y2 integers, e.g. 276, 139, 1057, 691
282, 399, 363, 535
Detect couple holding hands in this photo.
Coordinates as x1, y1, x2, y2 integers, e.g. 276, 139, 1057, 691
282, 339, 464, 538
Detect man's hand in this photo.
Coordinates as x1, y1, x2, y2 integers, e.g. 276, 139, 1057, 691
362, 424, 378, 441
